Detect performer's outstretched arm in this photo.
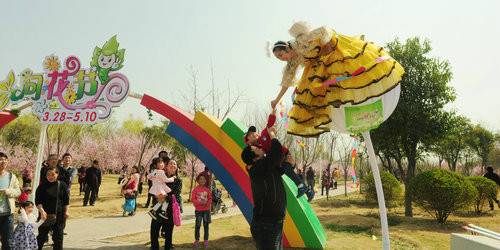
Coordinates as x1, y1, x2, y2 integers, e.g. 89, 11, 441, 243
272, 86, 288, 109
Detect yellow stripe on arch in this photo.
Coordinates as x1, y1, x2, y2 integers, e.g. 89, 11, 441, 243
284, 211, 305, 247
193, 111, 248, 175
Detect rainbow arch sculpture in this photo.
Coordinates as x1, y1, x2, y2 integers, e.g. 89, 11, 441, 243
0, 112, 17, 128
140, 94, 326, 249
0, 94, 327, 249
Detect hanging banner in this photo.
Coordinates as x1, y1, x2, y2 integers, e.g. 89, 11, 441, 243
0, 35, 129, 125
344, 99, 384, 133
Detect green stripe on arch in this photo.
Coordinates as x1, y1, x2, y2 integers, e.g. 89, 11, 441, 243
283, 176, 327, 248
220, 118, 248, 148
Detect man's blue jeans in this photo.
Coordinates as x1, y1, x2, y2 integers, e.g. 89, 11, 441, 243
0, 214, 13, 250
250, 219, 284, 250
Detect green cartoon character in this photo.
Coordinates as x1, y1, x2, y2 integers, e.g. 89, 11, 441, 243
91, 35, 125, 84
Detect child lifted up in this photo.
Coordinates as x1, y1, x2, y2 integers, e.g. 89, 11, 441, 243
147, 157, 176, 220
244, 109, 307, 198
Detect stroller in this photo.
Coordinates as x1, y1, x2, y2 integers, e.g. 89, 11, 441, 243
211, 188, 227, 215
306, 186, 315, 202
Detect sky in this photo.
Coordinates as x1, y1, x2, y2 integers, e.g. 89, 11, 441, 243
1, 0, 499, 131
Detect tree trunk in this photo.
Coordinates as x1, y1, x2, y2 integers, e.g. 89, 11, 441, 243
403, 178, 412, 217
394, 156, 405, 181
404, 146, 417, 217
46, 126, 52, 157
386, 156, 395, 177
326, 164, 331, 200
357, 156, 363, 194
137, 136, 149, 169
344, 166, 348, 197
378, 154, 387, 170
137, 147, 145, 168
188, 161, 195, 202
445, 158, 452, 171
451, 159, 457, 172
482, 158, 487, 174
57, 127, 61, 157
319, 164, 323, 189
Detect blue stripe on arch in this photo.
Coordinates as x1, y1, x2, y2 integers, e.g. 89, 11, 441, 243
166, 123, 253, 222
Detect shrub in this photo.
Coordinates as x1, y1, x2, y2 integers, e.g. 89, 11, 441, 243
409, 169, 477, 223
466, 176, 498, 214
362, 171, 402, 207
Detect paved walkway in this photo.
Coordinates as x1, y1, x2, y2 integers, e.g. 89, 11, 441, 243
64, 186, 357, 249
64, 204, 242, 249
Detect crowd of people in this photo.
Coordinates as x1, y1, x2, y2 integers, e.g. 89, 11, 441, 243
0, 151, 107, 250
320, 167, 341, 196
0, 137, 499, 250
0, 121, 498, 250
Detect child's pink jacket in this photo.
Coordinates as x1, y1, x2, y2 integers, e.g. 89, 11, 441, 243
191, 186, 212, 211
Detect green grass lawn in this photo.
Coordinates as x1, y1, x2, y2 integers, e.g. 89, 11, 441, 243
313, 194, 499, 250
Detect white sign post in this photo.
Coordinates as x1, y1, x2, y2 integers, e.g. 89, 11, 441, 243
363, 131, 390, 249
30, 124, 48, 202
331, 85, 401, 250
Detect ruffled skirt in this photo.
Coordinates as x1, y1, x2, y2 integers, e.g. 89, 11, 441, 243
149, 183, 172, 196
288, 34, 405, 137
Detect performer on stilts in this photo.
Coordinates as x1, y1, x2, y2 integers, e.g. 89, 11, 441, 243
270, 21, 405, 137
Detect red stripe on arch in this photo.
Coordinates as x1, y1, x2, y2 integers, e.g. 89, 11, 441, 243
140, 94, 253, 204
0, 112, 17, 129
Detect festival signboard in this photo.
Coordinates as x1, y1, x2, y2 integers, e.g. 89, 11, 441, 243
344, 99, 384, 133
0, 36, 129, 124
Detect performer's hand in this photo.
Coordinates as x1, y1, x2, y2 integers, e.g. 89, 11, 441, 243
269, 127, 277, 135
64, 211, 69, 219
271, 99, 278, 109
268, 128, 276, 139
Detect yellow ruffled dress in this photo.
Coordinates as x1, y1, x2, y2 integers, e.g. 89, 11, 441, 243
283, 27, 405, 137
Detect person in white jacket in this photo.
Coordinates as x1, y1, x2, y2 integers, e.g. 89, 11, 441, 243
0, 152, 21, 250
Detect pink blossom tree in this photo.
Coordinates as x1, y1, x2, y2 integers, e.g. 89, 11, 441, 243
0, 145, 37, 174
